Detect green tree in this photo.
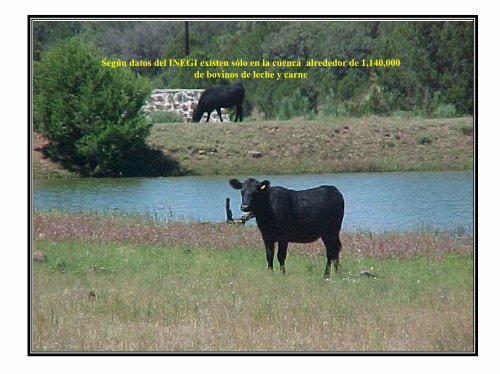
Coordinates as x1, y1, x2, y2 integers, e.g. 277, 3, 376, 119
34, 38, 152, 176
85, 21, 180, 77
373, 21, 474, 115
32, 21, 83, 60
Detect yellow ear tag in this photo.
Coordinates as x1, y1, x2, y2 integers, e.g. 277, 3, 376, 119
260, 184, 267, 190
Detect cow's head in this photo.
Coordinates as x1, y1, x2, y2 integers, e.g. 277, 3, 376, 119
192, 105, 203, 122
230, 178, 270, 213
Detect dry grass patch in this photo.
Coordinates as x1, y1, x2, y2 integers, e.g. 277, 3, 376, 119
148, 117, 473, 175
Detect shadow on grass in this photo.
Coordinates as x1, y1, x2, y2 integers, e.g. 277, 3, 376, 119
123, 145, 189, 177
119, 144, 187, 177
39, 143, 188, 177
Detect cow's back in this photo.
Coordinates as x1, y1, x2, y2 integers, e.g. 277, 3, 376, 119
200, 84, 244, 108
292, 186, 344, 237
260, 186, 344, 243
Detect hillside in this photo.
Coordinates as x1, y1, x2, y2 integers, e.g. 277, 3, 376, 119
148, 116, 474, 176
32, 116, 474, 178
32, 132, 78, 179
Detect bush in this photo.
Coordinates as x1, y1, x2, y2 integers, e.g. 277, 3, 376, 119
364, 91, 390, 115
416, 134, 433, 145
34, 38, 152, 176
434, 104, 458, 118
145, 110, 184, 124
277, 89, 311, 120
457, 122, 474, 136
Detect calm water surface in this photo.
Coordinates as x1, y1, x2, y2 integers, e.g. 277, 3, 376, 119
33, 171, 473, 231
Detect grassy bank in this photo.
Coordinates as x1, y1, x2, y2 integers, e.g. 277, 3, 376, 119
32, 212, 474, 352
148, 116, 474, 176
32, 132, 79, 179
33, 116, 474, 178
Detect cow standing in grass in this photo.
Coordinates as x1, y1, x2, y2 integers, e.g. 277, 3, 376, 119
230, 178, 345, 279
193, 83, 245, 122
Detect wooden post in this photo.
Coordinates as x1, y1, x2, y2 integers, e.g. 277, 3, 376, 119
240, 211, 256, 223
225, 197, 233, 222
184, 21, 190, 56
225, 197, 256, 225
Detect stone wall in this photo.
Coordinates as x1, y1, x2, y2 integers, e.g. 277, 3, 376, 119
142, 89, 231, 123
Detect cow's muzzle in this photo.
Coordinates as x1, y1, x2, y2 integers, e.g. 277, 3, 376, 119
241, 204, 250, 212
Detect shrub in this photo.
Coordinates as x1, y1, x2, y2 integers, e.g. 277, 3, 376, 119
33, 38, 152, 176
363, 89, 398, 116
457, 122, 474, 136
277, 89, 310, 120
416, 134, 433, 145
254, 92, 275, 119
145, 110, 184, 124
434, 104, 458, 118
391, 110, 417, 118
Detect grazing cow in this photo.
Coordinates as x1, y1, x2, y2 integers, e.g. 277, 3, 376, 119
193, 83, 245, 122
229, 178, 344, 279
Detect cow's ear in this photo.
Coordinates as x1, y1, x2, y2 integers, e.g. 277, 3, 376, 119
260, 180, 270, 191
229, 179, 243, 190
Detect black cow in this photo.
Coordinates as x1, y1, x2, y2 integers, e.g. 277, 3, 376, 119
230, 178, 344, 279
193, 83, 245, 122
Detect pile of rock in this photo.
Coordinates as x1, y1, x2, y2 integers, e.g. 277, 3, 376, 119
142, 89, 231, 123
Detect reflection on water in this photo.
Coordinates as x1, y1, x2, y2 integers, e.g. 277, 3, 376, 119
33, 171, 473, 232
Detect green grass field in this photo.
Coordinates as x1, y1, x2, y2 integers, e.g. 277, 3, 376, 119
32, 213, 474, 352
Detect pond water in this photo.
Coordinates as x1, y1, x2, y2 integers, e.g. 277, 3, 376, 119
33, 171, 474, 232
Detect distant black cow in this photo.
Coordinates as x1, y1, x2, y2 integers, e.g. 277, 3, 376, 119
230, 178, 344, 279
193, 83, 245, 122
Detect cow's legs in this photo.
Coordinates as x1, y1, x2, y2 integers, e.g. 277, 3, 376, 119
235, 105, 243, 122
216, 108, 223, 121
265, 241, 275, 270
205, 111, 210, 122
277, 241, 288, 274
322, 234, 342, 279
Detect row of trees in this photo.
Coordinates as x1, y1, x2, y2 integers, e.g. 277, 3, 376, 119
33, 20, 474, 116
32, 20, 474, 176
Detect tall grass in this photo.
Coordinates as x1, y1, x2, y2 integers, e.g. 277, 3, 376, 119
32, 242, 473, 352
33, 211, 473, 260
32, 212, 474, 352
